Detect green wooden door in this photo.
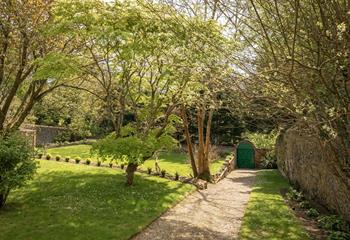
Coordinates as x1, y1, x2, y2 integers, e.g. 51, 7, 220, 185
237, 142, 255, 169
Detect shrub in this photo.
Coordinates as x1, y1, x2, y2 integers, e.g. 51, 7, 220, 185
306, 208, 319, 218
242, 131, 278, 149
55, 155, 61, 161
147, 167, 152, 174
286, 187, 304, 202
97, 161, 102, 166
225, 153, 234, 161
299, 201, 311, 209
327, 231, 350, 240
161, 169, 166, 178
175, 172, 180, 181
86, 159, 91, 165
65, 156, 70, 162
46, 154, 52, 160
120, 163, 124, 169
54, 131, 72, 143
263, 150, 277, 169
318, 215, 349, 232
0, 132, 37, 208
109, 162, 113, 168
75, 157, 81, 164
37, 153, 43, 159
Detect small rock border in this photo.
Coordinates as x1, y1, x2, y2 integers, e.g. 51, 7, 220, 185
37, 155, 194, 185
212, 156, 235, 183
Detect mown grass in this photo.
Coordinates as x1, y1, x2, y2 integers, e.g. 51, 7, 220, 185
47, 145, 226, 176
0, 160, 195, 240
239, 170, 310, 240
47, 144, 92, 160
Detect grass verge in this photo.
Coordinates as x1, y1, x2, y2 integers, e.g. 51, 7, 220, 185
239, 170, 310, 240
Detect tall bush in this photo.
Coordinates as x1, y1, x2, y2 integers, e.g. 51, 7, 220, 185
0, 132, 37, 208
242, 131, 278, 149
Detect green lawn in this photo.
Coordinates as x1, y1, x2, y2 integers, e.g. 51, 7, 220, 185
0, 160, 195, 240
47, 144, 93, 160
47, 145, 226, 176
239, 170, 310, 240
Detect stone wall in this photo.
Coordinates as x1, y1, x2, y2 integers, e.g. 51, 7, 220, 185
255, 148, 270, 168
19, 128, 36, 149
21, 124, 67, 146
276, 128, 350, 221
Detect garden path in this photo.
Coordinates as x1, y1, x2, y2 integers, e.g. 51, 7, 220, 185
132, 170, 257, 240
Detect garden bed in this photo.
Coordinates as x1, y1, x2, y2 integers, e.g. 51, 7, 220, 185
283, 187, 350, 240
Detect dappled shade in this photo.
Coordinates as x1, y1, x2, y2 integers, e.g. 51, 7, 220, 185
0, 161, 194, 240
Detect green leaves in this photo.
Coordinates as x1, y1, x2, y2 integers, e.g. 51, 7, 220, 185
92, 126, 178, 165
0, 132, 37, 207
33, 53, 79, 81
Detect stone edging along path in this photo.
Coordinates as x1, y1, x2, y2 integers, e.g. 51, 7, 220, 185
131, 170, 257, 240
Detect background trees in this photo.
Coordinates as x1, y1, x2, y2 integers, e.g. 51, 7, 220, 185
0, 0, 78, 132
215, 0, 350, 186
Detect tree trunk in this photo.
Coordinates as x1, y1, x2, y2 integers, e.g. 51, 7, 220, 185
125, 163, 138, 186
0, 189, 9, 209
181, 106, 198, 177
201, 108, 214, 181
197, 106, 206, 175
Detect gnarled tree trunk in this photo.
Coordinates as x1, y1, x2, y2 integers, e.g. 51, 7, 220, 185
125, 163, 138, 186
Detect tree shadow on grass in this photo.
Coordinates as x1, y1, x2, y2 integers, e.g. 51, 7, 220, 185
0, 169, 192, 240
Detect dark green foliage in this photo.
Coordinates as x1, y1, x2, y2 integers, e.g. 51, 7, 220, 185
0, 132, 37, 208
54, 131, 72, 143
298, 201, 311, 209
65, 156, 70, 162
263, 150, 277, 169
55, 155, 61, 161
327, 231, 350, 240
75, 157, 81, 164
318, 215, 349, 232
97, 161, 102, 167
161, 169, 166, 178
286, 188, 304, 202
86, 159, 91, 165
210, 109, 245, 145
109, 162, 113, 168
175, 172, 179, 181
37, 153, 43, 159
306, 208, 319, 218
147, 167, 152, 174
187, 108, 248, 145
46, 154, 52, 160
120, 164, 124, 169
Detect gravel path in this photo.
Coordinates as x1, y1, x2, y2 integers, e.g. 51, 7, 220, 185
132, 170, 257, 240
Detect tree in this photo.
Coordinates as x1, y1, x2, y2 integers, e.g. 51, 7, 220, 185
0, 132, 37, 208
0, 0, 77, 132
86, 1, 191, 185
218, 0, 350, 186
